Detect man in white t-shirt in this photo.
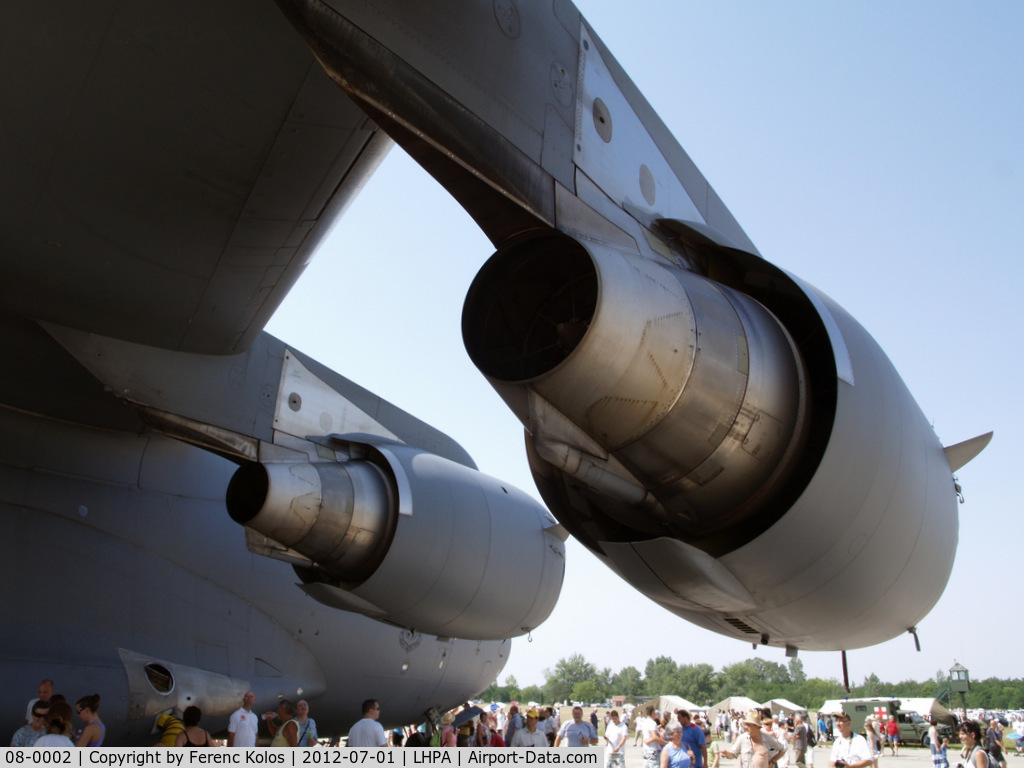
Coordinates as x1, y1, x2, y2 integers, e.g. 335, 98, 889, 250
606, 710, 629, 768
348, 699, 387, 747
538, 707, 557, 745
228, 691, 259, 747
829, 714, 873, 768
511, 709, 550, 748
634, 707, 652, 746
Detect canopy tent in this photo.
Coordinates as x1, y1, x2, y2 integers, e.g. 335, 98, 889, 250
818, 700, 846, 715
651, 695, 703, 714
897, 698, 957, 726
709, 696, 762, 718
766, 698, 808, 717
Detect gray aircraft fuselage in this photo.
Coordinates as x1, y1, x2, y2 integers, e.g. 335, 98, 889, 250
1, 0, 988, 746
1, 0, 567, 743
0, 318, 522, 742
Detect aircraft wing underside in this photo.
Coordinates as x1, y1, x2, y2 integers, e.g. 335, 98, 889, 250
1, 0, 391, 355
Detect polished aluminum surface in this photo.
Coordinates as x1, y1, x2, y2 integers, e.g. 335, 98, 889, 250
230, 460, 395, 582
465, 233, 809, 535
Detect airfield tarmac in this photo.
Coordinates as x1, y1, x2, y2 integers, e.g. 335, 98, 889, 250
621, 745, 949, 768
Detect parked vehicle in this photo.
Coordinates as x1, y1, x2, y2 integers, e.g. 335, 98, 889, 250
841, 700, 953, 746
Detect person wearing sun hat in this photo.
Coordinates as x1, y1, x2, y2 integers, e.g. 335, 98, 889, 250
719, 712, 786, 768
511, 708, 550, 747
437, 711, 457, 747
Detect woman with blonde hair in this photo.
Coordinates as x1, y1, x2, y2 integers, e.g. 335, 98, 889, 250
265, 699, 299, 747
863, 717, 881, 768
36, 701, 75, 747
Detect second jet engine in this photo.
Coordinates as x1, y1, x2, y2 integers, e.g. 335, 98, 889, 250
227, 434, 565, 641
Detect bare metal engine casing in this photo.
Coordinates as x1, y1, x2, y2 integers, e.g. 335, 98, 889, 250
463, 231, 958, 652
228, 436, 565, 641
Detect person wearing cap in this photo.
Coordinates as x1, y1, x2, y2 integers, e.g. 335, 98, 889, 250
829, 714, 872, 768
556, 705, 598, 747
511, 709, 550, 747
720, 712, 787, 768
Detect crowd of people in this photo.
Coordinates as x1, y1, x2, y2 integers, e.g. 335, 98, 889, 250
7, 679, 323, 748
10, 676, 1022, 768
624, 704, 1024, 768
10, 680, 105, 747
706, 706, 1024, 768
403, 701, 632, 763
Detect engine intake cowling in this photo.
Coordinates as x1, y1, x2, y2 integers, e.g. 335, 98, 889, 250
463, 232, 809, 538
226, 437, 565, 641
228, 459, 394, 584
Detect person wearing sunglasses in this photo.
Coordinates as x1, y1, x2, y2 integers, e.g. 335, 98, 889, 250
11, 700, 50, 746
35, 701, 75, 747
75, 693, 105, 747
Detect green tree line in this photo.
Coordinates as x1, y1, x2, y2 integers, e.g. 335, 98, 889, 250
481, 654, 1024, 710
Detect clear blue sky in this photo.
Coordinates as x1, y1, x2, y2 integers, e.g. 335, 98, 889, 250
267, 1, 1023, 693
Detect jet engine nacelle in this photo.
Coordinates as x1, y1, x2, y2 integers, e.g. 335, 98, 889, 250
464, 232, 810, 536
463, 230, 960, 652
227, 437, 565, 641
